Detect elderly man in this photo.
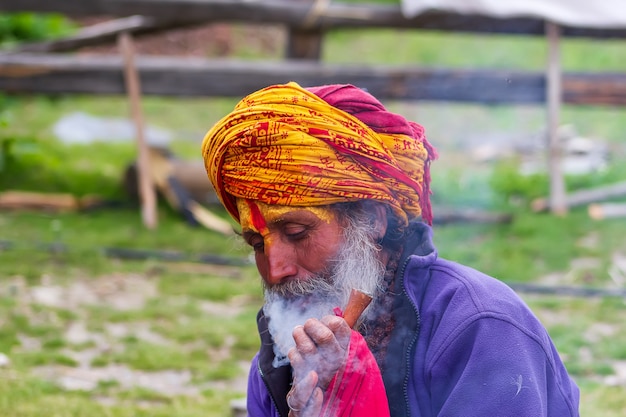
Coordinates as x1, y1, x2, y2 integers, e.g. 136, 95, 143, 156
201, 82, 580, 417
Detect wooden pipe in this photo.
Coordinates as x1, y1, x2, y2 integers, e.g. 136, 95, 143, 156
342, 288, 373, 328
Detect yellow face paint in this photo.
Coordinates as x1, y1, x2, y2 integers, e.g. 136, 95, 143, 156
236, 199, 335, 235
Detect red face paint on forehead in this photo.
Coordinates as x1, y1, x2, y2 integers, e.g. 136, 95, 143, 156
246, 199, 267, 233
237, 198, 337, 237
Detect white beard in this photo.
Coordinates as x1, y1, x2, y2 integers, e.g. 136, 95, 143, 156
263, 220, 385, 367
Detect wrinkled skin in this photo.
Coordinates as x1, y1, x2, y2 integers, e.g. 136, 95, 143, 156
286, 315, 352, 416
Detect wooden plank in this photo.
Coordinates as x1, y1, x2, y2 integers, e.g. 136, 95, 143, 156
1, 54, 626, 105
588, 203, 626, 220
143, 146, 234, 234
563, 73, 626, 105
545, 22, 567, 215
1, 0, 626, 38
431, 208, 513, 225
0, 190, 78, 211
7, 15, 187, 53
508, 282, 626, 298
285, 0, 324, 60
531, 181, 626, 212
102, 246, 249, 266
118, 32, 158, 229
286, 29, 324, 60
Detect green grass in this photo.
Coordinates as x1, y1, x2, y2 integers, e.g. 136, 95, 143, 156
0, 370, 244, 417
435, 208, 626, 285
325, 29, 626, 72
2, 177, 626, 416
524, 296, 626, 417
579, 382, 626, 417
0, 218, 260, 416
0, 209, 243, 256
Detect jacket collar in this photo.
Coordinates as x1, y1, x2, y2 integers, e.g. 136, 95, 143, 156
380, 221, 434, 417
256, 309, 292, 417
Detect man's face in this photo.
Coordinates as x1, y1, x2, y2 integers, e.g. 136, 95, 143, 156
237, 199, 344, 290
237, 199, 386, 366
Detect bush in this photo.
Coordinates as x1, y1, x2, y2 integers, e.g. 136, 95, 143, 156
489, 159, 549, 206
0, 12, 76, 46
0, 136, 134, 198
489, 155, 626, 209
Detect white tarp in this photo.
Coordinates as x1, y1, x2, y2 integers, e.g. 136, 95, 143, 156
401, 0, 626, 29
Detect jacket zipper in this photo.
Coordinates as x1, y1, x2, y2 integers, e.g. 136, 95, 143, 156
258, 360, 286, 417
400, 256, 421, 417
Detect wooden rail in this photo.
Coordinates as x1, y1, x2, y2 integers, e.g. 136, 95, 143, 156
1, 54, 625, 105
1, 0, 625, 105
2, 0, 626, 38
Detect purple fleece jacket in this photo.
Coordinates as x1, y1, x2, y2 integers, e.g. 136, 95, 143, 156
246, 223, 580, 417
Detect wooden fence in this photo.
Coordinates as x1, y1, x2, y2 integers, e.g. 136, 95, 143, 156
1, 0, 625, 223
1, 0, 625, 104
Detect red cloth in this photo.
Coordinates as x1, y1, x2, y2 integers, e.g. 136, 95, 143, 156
307, 84, 421, 137
320, 330, 390, 417
307, 84, 438, 224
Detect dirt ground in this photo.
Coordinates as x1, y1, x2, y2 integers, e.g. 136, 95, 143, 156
5, 272, 250, 403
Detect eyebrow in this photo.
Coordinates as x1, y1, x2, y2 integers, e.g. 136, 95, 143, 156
241, 215, 295, 235
241, 230, 259, 240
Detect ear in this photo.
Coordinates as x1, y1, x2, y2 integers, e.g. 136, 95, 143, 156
371, 203, 388, 241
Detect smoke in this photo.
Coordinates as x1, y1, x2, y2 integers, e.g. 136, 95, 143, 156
263, 216, 385, 367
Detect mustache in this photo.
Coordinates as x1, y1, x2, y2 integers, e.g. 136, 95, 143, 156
264, 272, 337, 298
263, 218, 385, 301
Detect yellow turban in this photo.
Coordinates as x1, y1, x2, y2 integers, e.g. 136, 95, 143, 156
201, 82, 437, 226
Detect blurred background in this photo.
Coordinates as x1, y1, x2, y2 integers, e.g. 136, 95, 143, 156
1, 1, 626, 416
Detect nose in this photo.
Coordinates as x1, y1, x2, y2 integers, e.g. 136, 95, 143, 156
262, 237, 298, 287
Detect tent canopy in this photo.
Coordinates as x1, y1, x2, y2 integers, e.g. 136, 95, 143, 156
402, 0, 626, 29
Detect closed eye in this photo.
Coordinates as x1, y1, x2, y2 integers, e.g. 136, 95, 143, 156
243, 233, 264, 252
282, 223, 309, 241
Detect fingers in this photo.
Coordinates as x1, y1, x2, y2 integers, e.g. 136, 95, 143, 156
288, 343, 307, 381
287, 371, 323, 416
321, 315, 351, 347
295, 316, 350, 351
303, 387, 323, 417
292, 324, 317, 355
287, 388, 323, 417
303, 318, 335, 346
290, 316, 351, 389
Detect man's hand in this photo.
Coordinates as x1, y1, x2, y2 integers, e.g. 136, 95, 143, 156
286, 315, 352, 416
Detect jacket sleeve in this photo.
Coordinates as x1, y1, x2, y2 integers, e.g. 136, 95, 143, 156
321, 330, 390, 417
425, 314, 579, 417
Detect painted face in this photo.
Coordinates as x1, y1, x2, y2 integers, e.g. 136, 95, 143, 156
236, 199, 344, 288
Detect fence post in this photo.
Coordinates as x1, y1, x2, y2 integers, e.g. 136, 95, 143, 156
118, 31, 158, 229
546, 21, 567, 215
286, 0, 325, 60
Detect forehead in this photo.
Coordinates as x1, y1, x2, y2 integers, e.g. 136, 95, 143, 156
236, 199, 335, 232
